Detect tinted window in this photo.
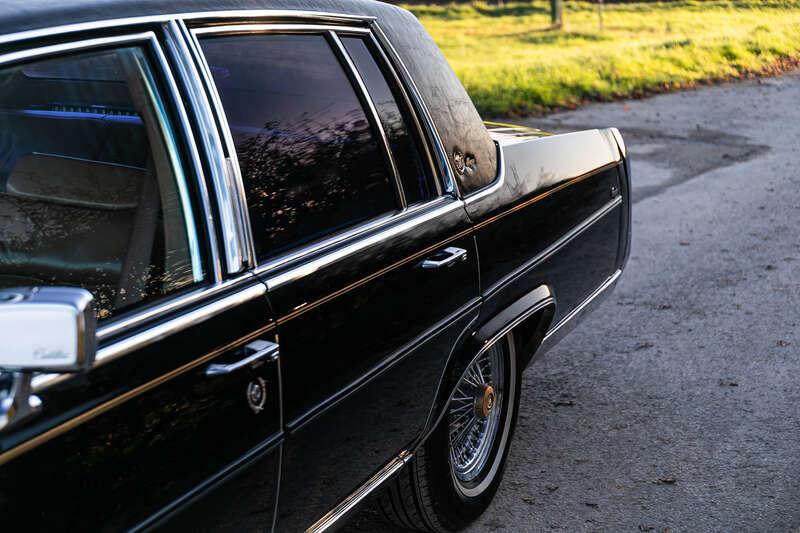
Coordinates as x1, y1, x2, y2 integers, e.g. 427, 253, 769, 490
199, 34, 398, 261
342, 37, 436, 205
0, 47, 203, 320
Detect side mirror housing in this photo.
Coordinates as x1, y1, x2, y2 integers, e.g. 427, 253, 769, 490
0, 287, 96, 432
0, 287, 96, 373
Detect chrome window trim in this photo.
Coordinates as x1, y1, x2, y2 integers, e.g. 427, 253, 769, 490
143, 32, 204, 284
363, 30, 443, 198
0, 10, 376, 46
161, 21, 223, 283
185, 25, 254, 272
328, 30, 406, 208
0, 31, 154, 66
187, 22, 380, 271
98, 272, 254, 340
32, 279, 266, 392
190, 21, 461, 287
369, 21, 459, 197
263, 196, 464, 290
464, 140, 506, 205
192, 23, 370, 36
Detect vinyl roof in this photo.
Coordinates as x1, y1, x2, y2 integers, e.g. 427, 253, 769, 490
0, 0, 385, 39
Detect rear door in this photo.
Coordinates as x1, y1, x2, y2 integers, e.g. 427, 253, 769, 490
0, 30, 281, 530
192, 24, 480, 529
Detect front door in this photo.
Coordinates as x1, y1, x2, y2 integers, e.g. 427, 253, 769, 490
194, 26, 480, 529
0, 34, 280, 530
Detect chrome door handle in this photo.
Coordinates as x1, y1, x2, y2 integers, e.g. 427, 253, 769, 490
419, 247, 468, 269
205, 339, 279, 377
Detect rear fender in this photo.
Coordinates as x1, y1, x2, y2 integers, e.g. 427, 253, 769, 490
417, 285, 555, 445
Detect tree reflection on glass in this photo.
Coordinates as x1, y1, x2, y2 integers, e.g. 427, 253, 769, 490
234, 107, 395, 261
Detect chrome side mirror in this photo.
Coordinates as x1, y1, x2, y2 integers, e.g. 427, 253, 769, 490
0, 287, 96, 431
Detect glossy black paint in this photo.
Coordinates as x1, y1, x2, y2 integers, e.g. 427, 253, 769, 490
466, 130, 626, 329
0, 281, 281, 530
260, 199, 480, 528
0, 6, 632, 533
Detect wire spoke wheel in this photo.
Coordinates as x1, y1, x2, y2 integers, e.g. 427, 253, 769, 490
447, 341, 504, 485
377, 331, 520, 530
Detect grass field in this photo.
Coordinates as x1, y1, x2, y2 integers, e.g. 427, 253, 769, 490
405, 0, 800, 116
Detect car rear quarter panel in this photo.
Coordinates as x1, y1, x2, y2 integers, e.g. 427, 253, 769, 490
466, 129, 629, 341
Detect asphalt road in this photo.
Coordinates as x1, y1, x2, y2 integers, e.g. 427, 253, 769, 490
345, 71, 800, 532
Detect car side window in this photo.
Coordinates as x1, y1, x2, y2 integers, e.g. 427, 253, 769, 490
341, 36, 437, 205
0, 46, 204, 320
198, 33, 399, 262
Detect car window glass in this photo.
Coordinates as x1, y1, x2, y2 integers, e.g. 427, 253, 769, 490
199, 33, 398, 262
0, 46, 204, 320
341, 36, 436, 205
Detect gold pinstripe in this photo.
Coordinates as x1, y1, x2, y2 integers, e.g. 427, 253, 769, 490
0, 162, 617, 466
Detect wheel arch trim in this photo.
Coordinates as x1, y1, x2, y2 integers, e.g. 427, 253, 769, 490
418, 285, 555, 444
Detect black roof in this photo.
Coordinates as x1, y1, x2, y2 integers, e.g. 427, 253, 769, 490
0, 0, 387, 37
0, 0, 498, 193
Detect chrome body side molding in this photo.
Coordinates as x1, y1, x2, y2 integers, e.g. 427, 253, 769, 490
540, 268, 623, 352
306, 450, 413, 532
485, 194, 623, 298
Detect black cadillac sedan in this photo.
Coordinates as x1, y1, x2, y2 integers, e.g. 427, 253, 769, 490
0, 0, 631, 530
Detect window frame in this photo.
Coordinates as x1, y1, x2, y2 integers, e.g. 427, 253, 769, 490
187, 21, 459, 283
0, 31, 216, 341
3, 10, 459, 394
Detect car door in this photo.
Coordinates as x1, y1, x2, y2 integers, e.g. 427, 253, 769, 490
0, 32, 281, 530
192, 24, 480, 529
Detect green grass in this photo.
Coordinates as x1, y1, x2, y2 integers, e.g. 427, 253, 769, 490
405, 0, 800, 116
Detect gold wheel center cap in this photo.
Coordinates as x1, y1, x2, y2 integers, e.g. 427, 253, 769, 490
475, 384, 496, 419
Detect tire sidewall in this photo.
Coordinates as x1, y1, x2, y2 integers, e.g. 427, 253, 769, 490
422, 332, 522, 530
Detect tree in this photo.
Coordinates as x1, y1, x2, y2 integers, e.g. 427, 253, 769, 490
550, 0, 563, 29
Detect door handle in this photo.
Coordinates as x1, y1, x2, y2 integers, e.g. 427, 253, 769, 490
419, 246, 468, 269
205, 339, 279, 377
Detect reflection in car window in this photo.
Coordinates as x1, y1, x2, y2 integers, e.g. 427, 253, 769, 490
341, 36, 436, 205
0, 47, 203, 320
199, 33, 398, 262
